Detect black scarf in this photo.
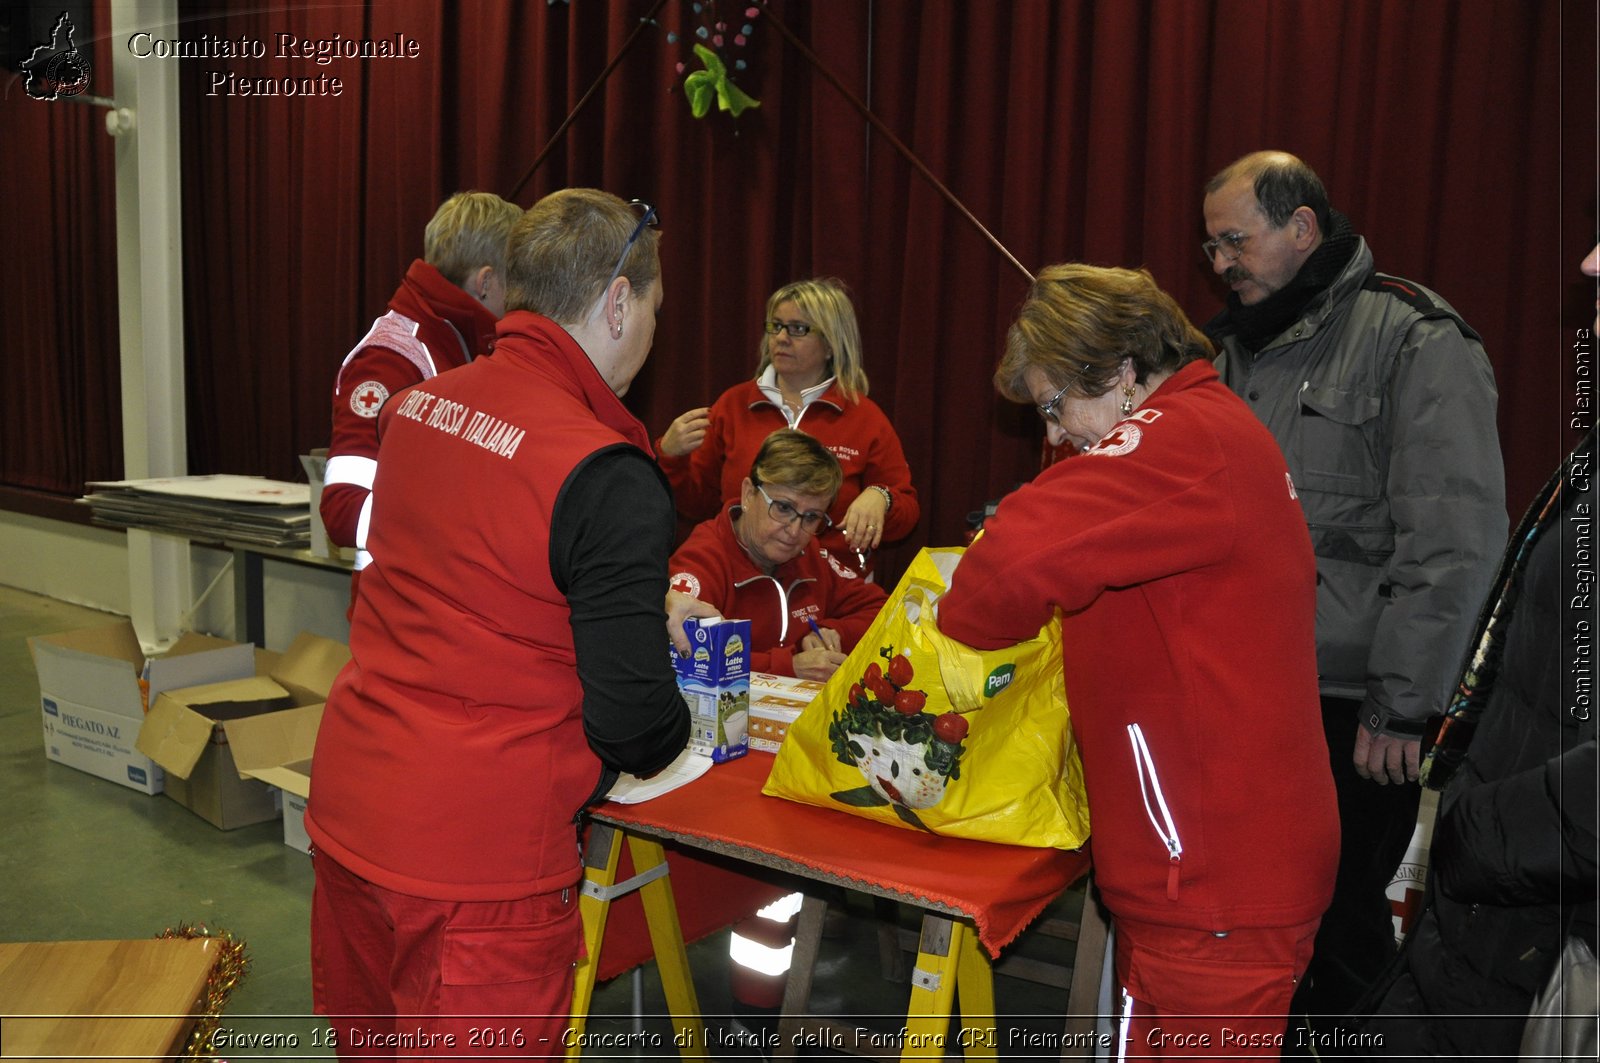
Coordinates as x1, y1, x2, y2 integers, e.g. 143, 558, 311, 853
1205, 209, 1361, 354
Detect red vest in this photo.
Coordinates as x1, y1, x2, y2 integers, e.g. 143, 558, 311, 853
307, 312, 657, 900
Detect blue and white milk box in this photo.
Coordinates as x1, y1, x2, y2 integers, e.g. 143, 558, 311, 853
674, 617, 750, 763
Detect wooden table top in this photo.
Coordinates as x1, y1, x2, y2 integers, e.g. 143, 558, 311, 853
0, 938, 220, 1062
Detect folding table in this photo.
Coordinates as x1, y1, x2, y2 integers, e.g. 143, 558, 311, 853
572, 752, 1105, 1062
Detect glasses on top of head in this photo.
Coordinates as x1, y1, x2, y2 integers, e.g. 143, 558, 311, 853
754, 482, 831, 532
764, 320, 813, 338
601, 199, 660, 295
1200, 231, 1250, 265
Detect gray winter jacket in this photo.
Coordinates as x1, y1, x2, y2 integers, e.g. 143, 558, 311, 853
1213, 239, 1507, 735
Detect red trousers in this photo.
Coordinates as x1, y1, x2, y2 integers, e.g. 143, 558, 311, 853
311, 850, 582, 1061
1113, 916, 1320, 1060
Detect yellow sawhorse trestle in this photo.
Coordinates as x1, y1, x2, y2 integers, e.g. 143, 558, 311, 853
568, 823, 709, 1061
568, 818, 1101, 1062
773, 894, 1000, 1062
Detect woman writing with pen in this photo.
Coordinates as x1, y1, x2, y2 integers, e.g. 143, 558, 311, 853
666, 429, 887, 680
657, 277, 919, 582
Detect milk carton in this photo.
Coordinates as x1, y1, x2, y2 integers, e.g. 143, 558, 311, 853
674, 617, 750, 763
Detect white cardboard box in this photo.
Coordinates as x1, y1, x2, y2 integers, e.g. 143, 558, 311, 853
747, 672, 824, 753
29, 622, 257, 794
40, 694, 165, 794
283, 787, 311, 853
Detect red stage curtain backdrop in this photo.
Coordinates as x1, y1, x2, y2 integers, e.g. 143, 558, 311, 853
0, 0, 121, 516
1, 0, 1591, 579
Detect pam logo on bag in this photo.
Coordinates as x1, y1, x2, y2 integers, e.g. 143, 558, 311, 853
827, 646, 974, 831
985, 664, 1015, 697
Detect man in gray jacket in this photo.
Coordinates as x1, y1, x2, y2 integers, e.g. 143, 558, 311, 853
1200, 151, 1506, 1029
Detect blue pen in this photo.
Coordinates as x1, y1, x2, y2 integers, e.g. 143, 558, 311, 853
805, 616, 825, 642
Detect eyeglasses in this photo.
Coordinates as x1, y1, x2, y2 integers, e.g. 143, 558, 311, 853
600, 199, 660, 295
1036, 381, 1072, 427
754, 482, 831, 532
764, 320, 813, 338
1200, 231, 1250, 264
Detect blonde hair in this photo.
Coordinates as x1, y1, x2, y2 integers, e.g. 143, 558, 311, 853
503, 190, 661, 324
423, 191, 522, 287
755, 277, 869, 401
750, 429, 843, 501
996, 264, 1213, 402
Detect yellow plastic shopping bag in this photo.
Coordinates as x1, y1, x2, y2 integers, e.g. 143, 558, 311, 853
762, 547, 1090, 849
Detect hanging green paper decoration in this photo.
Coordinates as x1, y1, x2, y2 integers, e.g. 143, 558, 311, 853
668, 1, 761, 119
684, 43, 759, 117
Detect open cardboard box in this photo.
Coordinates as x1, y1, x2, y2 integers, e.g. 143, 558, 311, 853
136, 632, 348, 829
228, 704, 319, 853
28, 622, 256, 794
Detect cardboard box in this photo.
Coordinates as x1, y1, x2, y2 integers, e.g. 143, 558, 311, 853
229, 704, 320, 854
138, 676, 294, 828
136, 632, 348, 829
28, 622, 256, 794
676, 617, 750, 763
267, 632, 351, 704
747, 672, 824, 753
40, 695, 164, 794
282, 787, 311, 853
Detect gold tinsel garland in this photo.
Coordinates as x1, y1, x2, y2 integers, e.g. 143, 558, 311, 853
157, 923, 252, 1060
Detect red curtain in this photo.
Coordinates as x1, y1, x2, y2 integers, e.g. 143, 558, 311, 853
2, 0, 1590, 575
0, 0, 120, 517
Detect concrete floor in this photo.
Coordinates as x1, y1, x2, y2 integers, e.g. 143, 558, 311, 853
1, 584, 1089, 1060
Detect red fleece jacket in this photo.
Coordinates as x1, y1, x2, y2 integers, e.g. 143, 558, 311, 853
669, 509, 888, 676
938, 360, 1339, 932
321, 260, 498, 552
657, 380, 919, 576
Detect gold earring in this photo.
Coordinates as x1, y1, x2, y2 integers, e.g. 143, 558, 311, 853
1120, 386, 1135, 416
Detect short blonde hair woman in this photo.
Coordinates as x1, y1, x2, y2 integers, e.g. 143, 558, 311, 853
656, 277, 919, 582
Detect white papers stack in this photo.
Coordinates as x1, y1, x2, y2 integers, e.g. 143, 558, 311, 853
81, 475, 312, 548
606, 744, 713, 804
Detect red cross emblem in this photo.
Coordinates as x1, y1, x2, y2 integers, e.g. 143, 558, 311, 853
669, 572, 701, 598
1389, 884, 1425, 938
350, 380, 389, 418
1087, 423, 1142, 456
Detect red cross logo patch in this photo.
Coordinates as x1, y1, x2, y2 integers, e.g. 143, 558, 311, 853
350, 380, 390, 419
1086, 423, 1142, 457
669, 572, 701, 598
